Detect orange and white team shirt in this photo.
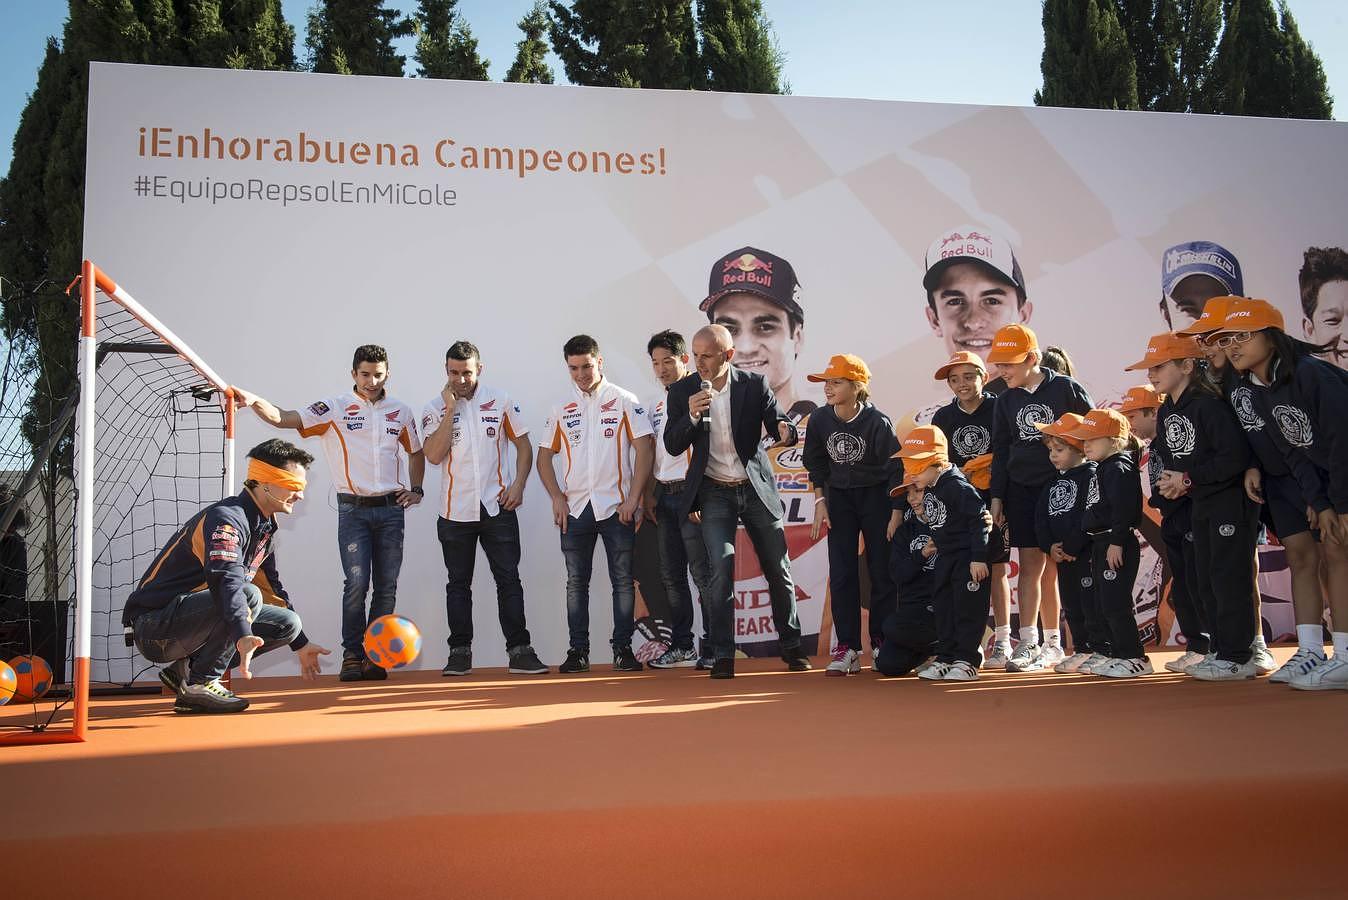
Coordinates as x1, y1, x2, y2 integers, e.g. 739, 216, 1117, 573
419, 385, 528, 522
541, 379, 653, 520
297, 391, 422, 495
647, 391, 692, 483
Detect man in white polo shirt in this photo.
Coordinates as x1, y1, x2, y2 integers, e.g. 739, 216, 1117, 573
643, 330, 715, 670
234, 344, 424, 682
536, 334, 655, 674
420, 341, 548, 677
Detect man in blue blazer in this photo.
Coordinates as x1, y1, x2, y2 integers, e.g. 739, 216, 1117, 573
663, 324, 809, 678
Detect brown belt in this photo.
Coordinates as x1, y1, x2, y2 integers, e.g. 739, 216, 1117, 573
706, 476, 749, 488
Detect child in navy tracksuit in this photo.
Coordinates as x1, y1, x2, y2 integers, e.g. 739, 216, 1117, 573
932, 350, 1013, 667
875, 484, 938, 677
1143, 333, 1259, 681
1214, 299, 1348, 691
986, 324, 1093, 672
896, 425, 991, 682
1032, 413, 1102, 673
802, 354, 900, 677
1065, 409, 1150, 677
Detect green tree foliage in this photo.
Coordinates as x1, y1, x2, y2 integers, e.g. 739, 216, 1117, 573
414, 0, 490, 80
549, 0, 702, 89
305, 0, 412, 76
1034, 0, 1139, 109
696, 0, 783, 93
1205, 0, 1331, 117
506, 1, 555, 84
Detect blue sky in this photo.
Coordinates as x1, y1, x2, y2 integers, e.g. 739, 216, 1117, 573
1, 0, 1346, 176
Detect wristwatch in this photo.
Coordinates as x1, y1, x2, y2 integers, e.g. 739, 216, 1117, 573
410, 486, 424, 496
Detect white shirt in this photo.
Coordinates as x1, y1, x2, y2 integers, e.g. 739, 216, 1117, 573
419, 384, 528, 522
647, 391, 693, 483
298, 390, 421, 495
540, 379, 653, 520
704, 382, 748, 482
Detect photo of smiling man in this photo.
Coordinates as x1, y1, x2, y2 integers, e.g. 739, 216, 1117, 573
699, 247, 829, 657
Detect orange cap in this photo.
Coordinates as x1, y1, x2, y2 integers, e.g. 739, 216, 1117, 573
893, 424, 949, 461
1118, 385, 1163, 413
961, 452, 993, 491
807, 353, 872, 384
888, 470, 922, 497
1063, 408, 1132, 442
1034, 412, 1087, 451
1123, 332, 1203, 371
1176, 295, 1239, 336
985, 323, 1039, 365
1212, 297, 1285, 335
934, 350, 988, 381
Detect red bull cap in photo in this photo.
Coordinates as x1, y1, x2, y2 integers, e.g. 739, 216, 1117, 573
922, 225, 1025, 294
700, 246, 804, 323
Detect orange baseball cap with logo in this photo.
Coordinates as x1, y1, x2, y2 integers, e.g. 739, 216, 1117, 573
1124, 332, 1202, 371
1176, 295, 1239, 337
934, 350, 988, 381
807, 354, 871, 384
986, 324, 1039, 365
1119, 385, 1164, 412
1064, 408, 1132, 441
1034, 412, 1087, 451
1212, 297, 1286, 334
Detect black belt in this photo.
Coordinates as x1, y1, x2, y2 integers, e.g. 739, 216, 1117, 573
337, 492, 400, 508
658, 479, 686, 495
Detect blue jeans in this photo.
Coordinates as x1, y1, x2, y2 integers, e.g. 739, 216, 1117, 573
561, 503, 635, 652
438, 508, 530, 650
132, 583, 301, 683
337, 501, 405, 657
655, 484, 712, 652
698, 481, 801, 660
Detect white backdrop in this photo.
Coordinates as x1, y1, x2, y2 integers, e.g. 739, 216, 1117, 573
83, 63, 1348, 674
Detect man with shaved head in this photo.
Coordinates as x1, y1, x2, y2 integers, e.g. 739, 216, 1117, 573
663, 324, 808, 678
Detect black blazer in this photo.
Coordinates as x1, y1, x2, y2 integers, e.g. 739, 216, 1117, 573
663, 367, 799, 518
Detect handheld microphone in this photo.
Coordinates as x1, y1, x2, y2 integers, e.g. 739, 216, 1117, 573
699, 380, 713, 432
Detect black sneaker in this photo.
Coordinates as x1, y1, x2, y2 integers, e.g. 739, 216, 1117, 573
174, 678, 249, 714
710, 658, 734, 679
158, 658, 188, 695
781, 647, 813, 671
339, 652, 364, 682
507, 645, 548, 674
612, 645, 643, 672
443, 646, 473, 676
558, 648, 590, 674
361, 656, 389, 681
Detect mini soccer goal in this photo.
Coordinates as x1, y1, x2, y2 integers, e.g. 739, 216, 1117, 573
0, 261, 234, 744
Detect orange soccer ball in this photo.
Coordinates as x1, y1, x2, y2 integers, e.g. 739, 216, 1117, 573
0, 660, 16, 705
363, 615, 422, 670
9, 655, 53, 703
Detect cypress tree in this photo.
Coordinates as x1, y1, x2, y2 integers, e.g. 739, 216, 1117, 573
505, 1, 555, 84
549, 0, 700, 89
1175, 0, 1222, 111
305, 0, 412, 76
696, 0, 784, 93
414, 0, 490, 80
1034, 0, 1139, 109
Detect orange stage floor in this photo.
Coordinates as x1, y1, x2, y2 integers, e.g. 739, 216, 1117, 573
4, 647, 1348, 899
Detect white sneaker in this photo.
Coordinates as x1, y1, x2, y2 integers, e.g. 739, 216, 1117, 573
1097, 657, 1154, 679
1006, 642, 1045, 672
1289, 654, 1348, 691
1185, 652, 1217, 674
1190, 657, 1258, 681
1269, 648, 1326, 684
1250, 639, 1276, 675
943, 660, 979, 681
918, 661, 951, 681
1055, 651, 1093, 674
1165, 650, 1206, 674
1077, 652, 1111, 675
825, 645, 861, 677
982, 642, 1011, 670
1039, 638, 1066, 668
